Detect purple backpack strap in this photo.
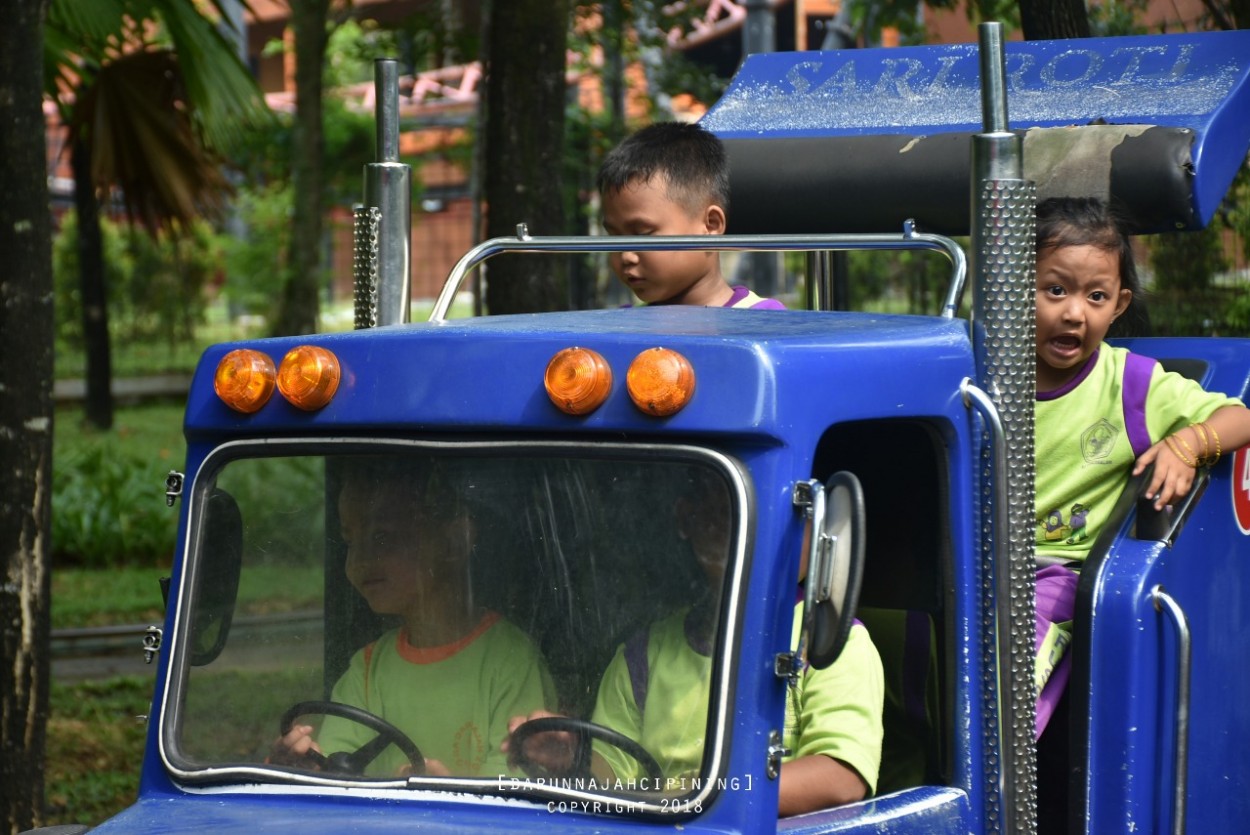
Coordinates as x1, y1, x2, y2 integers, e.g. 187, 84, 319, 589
624, 628, 650, 711
1122, 352, 1157, 458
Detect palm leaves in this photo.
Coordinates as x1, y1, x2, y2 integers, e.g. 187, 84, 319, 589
45, 0, 270, 230
44, 0, 273, 428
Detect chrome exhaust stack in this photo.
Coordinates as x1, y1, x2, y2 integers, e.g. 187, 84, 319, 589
969, 21, 1039, 835
354, 58, 412, 329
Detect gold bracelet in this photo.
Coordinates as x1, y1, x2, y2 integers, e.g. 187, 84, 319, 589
1165, 434, 1196, 468
1191, 423, 1210, 461
1174, 430, 1200, 465
1206, 421, 1222, 464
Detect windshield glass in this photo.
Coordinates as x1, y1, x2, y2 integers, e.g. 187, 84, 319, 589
165, 442, 744, 811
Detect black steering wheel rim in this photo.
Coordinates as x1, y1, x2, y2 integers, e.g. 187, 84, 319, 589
509, 716, 664, 783
280, 700, 425, 776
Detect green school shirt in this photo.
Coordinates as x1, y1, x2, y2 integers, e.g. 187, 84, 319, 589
316, 611, 555, 778
1035, 345, 1241, 562
590, 605, 883, 796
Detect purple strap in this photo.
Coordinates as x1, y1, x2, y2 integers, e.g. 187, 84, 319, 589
624, 629, 650, 711
1122, 352, 1157, 458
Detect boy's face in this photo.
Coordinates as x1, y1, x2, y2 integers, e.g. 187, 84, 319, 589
601, 174, 727, 306
338, 479, 468, 616
676, 490, 730, 590
1035, 243, 1131, 391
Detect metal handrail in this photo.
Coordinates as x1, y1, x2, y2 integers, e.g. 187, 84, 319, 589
428, 221, 968, 322
1151, 585, 1191, 835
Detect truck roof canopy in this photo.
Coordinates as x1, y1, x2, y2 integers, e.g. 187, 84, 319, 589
702, 30, 1250, 235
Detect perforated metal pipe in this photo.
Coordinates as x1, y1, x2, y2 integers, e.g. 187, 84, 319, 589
969, 21, 1038, 835
354, 58, 411, 328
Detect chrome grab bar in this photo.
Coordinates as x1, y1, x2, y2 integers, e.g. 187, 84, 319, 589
1151, 585, 1191, 835
962, 377, 1026, 833
428, 221, 968, 322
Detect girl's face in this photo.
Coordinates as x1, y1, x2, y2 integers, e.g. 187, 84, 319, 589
1035, 243, 1132, 391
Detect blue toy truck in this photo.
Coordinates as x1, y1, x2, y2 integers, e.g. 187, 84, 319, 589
44, 24, 1250, 835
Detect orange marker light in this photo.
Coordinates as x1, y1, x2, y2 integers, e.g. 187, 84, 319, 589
545, 347, 613, 415
214, 349, 276, 414
277, 345, 341, 411
627, 348, 695, 416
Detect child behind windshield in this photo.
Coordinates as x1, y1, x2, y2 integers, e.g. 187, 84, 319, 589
272, 458, 555, 778
599, 121, 784, 310
506, 467, 883, 817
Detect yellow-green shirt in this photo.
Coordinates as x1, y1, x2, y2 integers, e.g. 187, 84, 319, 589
1036, 345, 1241, 562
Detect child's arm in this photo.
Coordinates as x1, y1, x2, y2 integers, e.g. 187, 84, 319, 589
779, 754, 868, 816
779, 622, 884, 816
1135, 405, 1250, 510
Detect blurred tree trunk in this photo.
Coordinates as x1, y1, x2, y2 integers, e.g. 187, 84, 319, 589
0, 0, 55, 830
1019, 0, 1090, 40
274, 0, 332, 336
72, 133, 115, 429
481, 0, 570, 314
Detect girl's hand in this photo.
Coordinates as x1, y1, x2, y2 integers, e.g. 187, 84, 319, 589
1134, 436, 1197, 511
268, 723, 323, 767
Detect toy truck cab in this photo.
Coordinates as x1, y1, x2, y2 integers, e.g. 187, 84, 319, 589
78, 25, 1250, 835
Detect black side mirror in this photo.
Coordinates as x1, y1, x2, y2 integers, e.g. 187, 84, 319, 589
801, 471, 867, 670
189, 488, 244, 666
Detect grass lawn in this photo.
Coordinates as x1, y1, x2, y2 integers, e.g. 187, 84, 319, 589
44, 676, 152, 828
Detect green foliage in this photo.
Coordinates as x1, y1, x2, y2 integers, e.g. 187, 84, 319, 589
1088, 0, 1150, 36
1148, 226, 1228, 293
1142, 221, 1247, 336
320, 95, 379, 205
220, 182, 294, 317
1225, 289, 1250, 334
52, 210, 217, 347
1225, 163, 1250, 265
52, 443, 178, 568
52, 211, 130, 346
52, 403, 186, 568
52, 566, 169, 629
44, 675, 152, 827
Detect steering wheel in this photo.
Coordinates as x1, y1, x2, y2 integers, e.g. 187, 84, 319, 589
509, 716, 664, 784
280, 700, 425, 776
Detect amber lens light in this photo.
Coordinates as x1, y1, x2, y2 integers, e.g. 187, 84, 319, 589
626, 348, 695, 416
544, 347, 613, 415
277, 345, 341, 411
214, 349, 277, 413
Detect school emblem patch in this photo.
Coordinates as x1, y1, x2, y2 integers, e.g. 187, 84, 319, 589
1080, 419, 1118, 464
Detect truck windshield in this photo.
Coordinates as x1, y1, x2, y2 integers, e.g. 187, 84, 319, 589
164, 442, 745, 810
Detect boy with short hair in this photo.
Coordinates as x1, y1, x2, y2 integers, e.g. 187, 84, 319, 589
598, 121, 784, 309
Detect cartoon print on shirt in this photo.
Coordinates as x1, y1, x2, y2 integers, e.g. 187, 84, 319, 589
1064, 503, 1090, 544
1080, 418, 1119, 464
1043, 509, 1066, 542
1038, 502, 1092, 545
